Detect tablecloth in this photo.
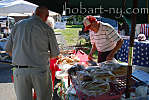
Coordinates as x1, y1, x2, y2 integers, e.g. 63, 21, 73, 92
116, 39, 149, 67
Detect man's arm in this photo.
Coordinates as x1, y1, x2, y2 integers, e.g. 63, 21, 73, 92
88, 43, 97, 60
48, 28, 60, 59
7, 51, 12, 57
5, 23, 18, 57
5, 32, 14, 57
106, 38, 123, 61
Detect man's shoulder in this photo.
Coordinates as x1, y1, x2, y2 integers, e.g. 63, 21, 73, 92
15, 17, 31, 26
101, 22, 112, 28
100, 22, 114, 31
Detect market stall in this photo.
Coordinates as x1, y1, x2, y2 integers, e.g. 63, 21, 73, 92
54, 50, 90, 100
54, 50, 149, 100
1, 38, 149, 100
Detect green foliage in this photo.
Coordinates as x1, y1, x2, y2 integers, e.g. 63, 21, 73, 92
54, 26, 82, 46
66, 15, 85, 25
66, 25, 83, 28
54, 25, 98, 61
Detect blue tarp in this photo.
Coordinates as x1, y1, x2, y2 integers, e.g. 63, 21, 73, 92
94, 16, 118, 30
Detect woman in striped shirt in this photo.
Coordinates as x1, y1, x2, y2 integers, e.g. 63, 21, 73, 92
83, 16, 123, 63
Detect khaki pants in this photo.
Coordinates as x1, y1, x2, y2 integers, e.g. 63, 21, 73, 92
13, 67, 53, 100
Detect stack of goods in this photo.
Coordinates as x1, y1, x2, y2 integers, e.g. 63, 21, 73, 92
57, 54, 80, 65
68, 64, 85, 76
99, 61, 127, 76
60, 50, 75, 54
68, 62, 127, 96
55, 64, 84, 100
55, 54, 81, 81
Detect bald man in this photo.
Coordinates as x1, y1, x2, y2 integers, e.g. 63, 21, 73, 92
5, 6, 60, 100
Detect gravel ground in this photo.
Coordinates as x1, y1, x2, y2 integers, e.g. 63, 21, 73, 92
0, 83, 16, 100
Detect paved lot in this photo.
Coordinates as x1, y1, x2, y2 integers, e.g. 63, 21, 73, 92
0, 63, 15, 100
0, 83, 16, 100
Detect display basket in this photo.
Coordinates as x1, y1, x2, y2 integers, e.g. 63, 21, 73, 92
70, 75, 136, 100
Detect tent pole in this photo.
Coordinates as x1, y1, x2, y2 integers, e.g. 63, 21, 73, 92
122, 0, 126, 12
7, 16, 9, 34
125, 0, 137, 98
147, 0, 149, 23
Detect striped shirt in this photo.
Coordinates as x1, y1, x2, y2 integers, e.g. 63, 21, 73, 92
90, 22, 121, 52
140, 24, 149, 38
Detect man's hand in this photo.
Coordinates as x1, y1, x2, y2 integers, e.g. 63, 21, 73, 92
88, 53, 96, 60
88, 43, 97, 60
106, 53, 114, 61
6, 51, 12, 57
88, 53, 93, 60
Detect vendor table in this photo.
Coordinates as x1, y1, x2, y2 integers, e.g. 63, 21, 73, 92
55, 50, 149, 100
116, 38, 149, 67
55, 50, 89, 100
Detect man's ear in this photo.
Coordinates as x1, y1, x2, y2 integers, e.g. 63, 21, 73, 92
35, 10, 40, 16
